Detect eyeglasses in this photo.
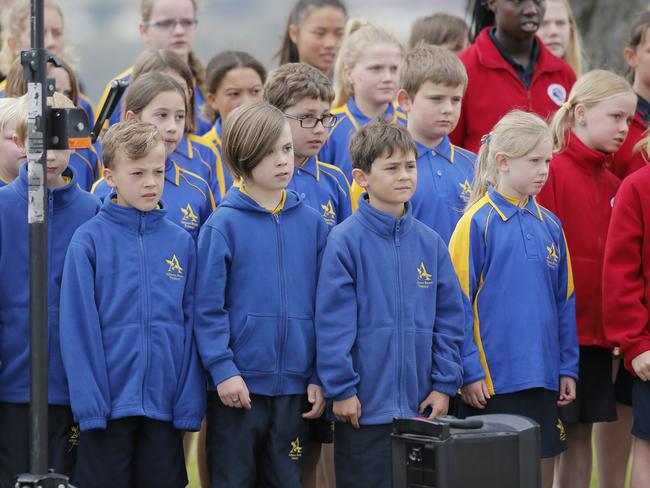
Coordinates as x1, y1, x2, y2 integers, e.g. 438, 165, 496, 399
283, 113, 338, 129
144, 18, 198, 32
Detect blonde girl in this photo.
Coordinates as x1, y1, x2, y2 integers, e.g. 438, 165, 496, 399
537, 0, 584, 76
319, 19, 405, 179
449, 110, 578, 488
536, 70, 636, 488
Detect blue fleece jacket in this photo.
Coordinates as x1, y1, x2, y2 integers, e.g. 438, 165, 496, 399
195, 187, 329, 396
0, 164, 100, 405
59, 196, 206, 432
316, 195, 465, 425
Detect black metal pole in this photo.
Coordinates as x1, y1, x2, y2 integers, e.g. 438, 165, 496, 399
27, 0, 49, 476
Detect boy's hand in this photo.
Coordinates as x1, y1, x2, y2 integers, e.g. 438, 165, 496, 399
333, 395, 362, 429
632, 350, 650, 381
557, 376, 576, 406
461, 380, 490, 409
302, 384, 326, 419
420, 391, 450, 419
217, 376, 252, 409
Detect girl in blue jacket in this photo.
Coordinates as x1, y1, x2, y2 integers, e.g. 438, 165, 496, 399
195, 102, 329, 488
448, 110, 579, 488
60, 120, 205, 488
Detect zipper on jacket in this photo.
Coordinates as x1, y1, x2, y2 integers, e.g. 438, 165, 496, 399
273, 213, 288, 394
138, 212, 151, 414
394, 220, 404, 415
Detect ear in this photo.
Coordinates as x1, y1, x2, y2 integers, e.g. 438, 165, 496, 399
7, 36, 20, 57
124, 110, 137, 121
12, 134, 25, 153
352, 168, 369, 188
486, 0, 497, 14
396, 89, 412, 113
103, 167, 115, 188
288, 24, 300, 45
574, 103, 586, 121
624, 46, 637, 70
139, 23, 149, 43
494, 152, 509, 173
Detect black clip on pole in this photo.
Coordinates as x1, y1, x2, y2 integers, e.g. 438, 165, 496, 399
90, 79, 129, 142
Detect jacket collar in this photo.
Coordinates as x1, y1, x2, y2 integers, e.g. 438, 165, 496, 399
486, 186, 544, 222
173, 133, 193, 160
356, 193, 414, 237
100, 192, 167, 233
15, 162, 81, 209
295, 155, 320, 181
416, 136, 454, 162
561, 132, 612, 171
346, 97, 396, 127
219, 185, 303, 214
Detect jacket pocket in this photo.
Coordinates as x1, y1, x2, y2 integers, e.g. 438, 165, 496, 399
284, 316, 315, 376
404, 329, 434, 412
232, 313, 279, 374
354, 326, 395, 416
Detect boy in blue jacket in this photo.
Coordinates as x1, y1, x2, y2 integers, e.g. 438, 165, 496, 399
0, 93, 100, 486
195, 102, 329, 488
316, 118, 465, 488
59, 120, 205, 488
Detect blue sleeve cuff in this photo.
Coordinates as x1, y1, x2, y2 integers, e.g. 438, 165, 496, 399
462, 351, 485, 386
332, 386, 357, 402
309, 371, 322, 387
173, 417, 202, 432
559, 369, 579, 381
79, 417, 107, 432
208, 358, 241, 388
432, 382, 460, 397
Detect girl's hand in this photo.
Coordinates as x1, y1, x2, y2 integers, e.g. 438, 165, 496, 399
302, 384, 326, 419
333, 395, 362, 429
460, 380, 490, 409
419, 391, 450, 419
216, 376, 252, 409
557, 376, 576, 406
631, 350, 650, 381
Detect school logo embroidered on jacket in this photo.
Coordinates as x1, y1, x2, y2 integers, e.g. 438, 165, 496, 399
546, 243, 560, 269
67, 425, 80, 452
321, 200, 337, 225
289, 437, 303, 460
417, 262, 433, 289
459, 179, 472, 203
165, 255, 184, 281
547, 83, 567, 106
180, 203, 199, 230
556, 419, 567, 441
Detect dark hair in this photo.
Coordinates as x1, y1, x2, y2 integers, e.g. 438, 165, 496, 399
626, 11, 650, 82
132, 49, 196, 133
349, 118, 417, 174
5, 56, 80, 106
264, 62, 333, 111
203, 50, 267, 120
409, 13, 469, 50
467, 0, 494, 42
275, 0, 347, 65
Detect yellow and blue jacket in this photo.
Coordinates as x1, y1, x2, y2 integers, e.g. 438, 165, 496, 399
59, 196, 206, 431
174, 132, 229, 200
316, 195, 465, 425
199, 117, 234, 190
448, 187, 579, 394
91, 156, 216, 241
0, 164, 100, 405
69, 142, 103, 192
287, 156, 352, 226
318, 97, 407, 180
96, 66, 212, 135
195, 187, 329, 396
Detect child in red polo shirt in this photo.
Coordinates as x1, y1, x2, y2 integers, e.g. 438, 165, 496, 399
451, 0, 576, 153
537, 69, 637, 488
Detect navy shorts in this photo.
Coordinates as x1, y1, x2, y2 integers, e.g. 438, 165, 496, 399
308, 417, 334, 444
458, 388, 566, 458
614, 362, 634, 407
334, 422, 392, 488
560, 346, 617, 424
632, 378, 650, 441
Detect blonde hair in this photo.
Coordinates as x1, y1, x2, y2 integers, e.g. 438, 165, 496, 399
222, 102, 287, 179
467, 110, 551, 210
140, 0, 206, 97
0, 97, 20, 135
0, 0, 66, 75
332, 19, 403, 108
399, 44, 467, 98
550, 70, 634, 152
408, 13, 469, 51
15, 92, 74, 141
101, 120, 163, 170
546, 0, 584, 76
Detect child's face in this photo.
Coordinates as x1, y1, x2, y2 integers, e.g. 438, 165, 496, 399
496, 136, 552, 200
289, 6, 346, 74
574, 94, 637, 154
140, 0, 197, 59
132, 90, 186, 157
346, 43, 402, 108
538, 0, 571, 59
0, 121, 25, 181
50, 66, 73, 102
352, 149, 417, 215
208, 67, 264, 122
16, 136, 70, 189
625, 29, 650, 89
16, 6, 64, 56
104, 144, 166, 212
247, 122, 294, 192
401, 82, 463, 145
283, 97, 331, 163
488, 0, 545, 40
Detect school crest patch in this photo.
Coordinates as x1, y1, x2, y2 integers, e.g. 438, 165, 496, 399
547, 84, 567, 107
